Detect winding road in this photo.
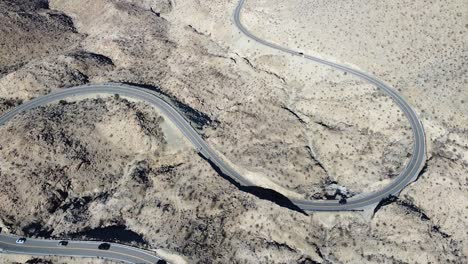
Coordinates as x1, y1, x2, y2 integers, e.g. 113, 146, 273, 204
234, 0, 427, 210
0, 0, 427, 262
0, 233, 163, 263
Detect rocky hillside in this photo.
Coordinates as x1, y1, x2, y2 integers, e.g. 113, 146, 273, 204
0, 0, 466, 263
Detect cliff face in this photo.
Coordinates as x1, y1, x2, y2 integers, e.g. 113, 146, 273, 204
0, 0, 466, 263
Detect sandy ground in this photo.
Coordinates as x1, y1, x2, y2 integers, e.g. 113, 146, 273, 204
0, 0, 466, 263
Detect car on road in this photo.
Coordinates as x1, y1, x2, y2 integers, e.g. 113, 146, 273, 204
339, 197, 347, 205
98, 243, 111, 250
15, 238, 26, 244
58, 241, 68, 247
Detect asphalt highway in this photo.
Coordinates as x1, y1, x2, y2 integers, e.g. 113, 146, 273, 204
234, 0, 427, 210
0, 0, 427, 262
0, 233, 162, 263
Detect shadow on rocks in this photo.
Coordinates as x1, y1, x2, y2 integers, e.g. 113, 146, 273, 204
199, 154, 308, 216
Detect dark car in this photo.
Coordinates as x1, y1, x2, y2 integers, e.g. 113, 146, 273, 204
58, 241, 68, 247
339, 197, 347, 205
156, 260, 168, 264
98, 243, 111, 250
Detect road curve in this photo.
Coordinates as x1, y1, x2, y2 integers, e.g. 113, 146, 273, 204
0, 2, 427, 213
234, 0, 427, 210
0, 233, 162, 263
0, 1, 427, 263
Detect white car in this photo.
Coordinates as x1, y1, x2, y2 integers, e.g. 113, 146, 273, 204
15, 238, 26, 244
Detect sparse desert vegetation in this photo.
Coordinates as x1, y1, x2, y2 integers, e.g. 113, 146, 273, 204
0, 254, 116, 264
0, 0, 466, 263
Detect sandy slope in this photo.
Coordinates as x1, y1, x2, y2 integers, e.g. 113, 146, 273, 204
0, 0, 466, 262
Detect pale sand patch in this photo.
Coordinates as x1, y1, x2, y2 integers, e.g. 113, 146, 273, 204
155, 248, 189, 264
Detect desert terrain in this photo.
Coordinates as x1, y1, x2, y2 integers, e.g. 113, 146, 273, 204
0, 0, 466, 263
0, 254, 115, 264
